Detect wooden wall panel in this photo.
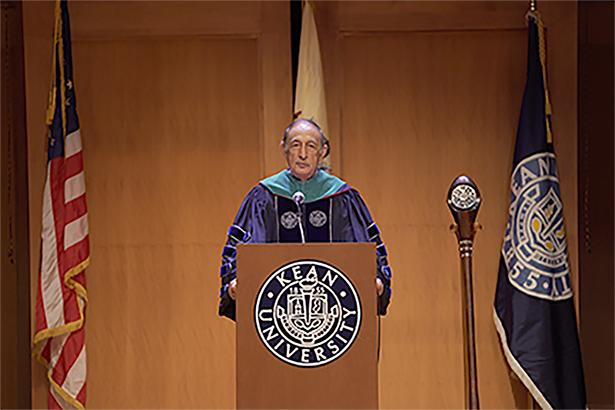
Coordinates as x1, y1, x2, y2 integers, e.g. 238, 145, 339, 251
341, 30, 527, 408
24, 1, 290, 408
319, 1, 578, 408
1, 1, 31, 408
261, 2, 293, 175
79, 38, 260, 409
578, 2, 615, 407
24, 1, 262, 39
23, 1, 578, 408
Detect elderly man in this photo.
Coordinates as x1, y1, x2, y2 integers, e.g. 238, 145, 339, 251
218, 118, 392, 320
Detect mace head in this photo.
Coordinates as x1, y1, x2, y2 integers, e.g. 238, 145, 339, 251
447, 175, 481, 240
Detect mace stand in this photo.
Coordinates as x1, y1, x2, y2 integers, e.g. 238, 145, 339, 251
447, 175, 482, 410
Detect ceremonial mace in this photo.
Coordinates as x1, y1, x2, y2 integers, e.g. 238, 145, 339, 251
447, 176, 481, 410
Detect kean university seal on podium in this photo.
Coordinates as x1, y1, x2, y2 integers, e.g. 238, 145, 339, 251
254, 260, 361, 367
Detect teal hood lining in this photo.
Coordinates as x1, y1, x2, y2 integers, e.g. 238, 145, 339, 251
260, 169, 347, 203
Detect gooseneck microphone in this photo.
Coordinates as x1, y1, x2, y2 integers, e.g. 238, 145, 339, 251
292, 191, 306, 244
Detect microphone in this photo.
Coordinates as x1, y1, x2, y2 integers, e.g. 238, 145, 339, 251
292, 191, 305, 206
292, 191, 306, 244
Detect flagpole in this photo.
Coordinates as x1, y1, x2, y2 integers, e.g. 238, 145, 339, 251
447, 176, 481, 409
524, 2, 538, 408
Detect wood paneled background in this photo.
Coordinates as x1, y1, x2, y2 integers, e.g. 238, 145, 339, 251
23, 1, 578, 408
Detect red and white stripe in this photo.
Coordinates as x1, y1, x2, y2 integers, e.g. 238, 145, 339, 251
35, 129, 89, 409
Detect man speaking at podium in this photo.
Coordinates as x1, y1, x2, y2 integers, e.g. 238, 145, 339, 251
218, 118, 392, 320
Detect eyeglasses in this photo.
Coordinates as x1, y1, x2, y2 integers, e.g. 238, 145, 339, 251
288, 140, 321, 154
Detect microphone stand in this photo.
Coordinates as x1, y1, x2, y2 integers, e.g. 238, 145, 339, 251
292, 191, 306, 244
296, 204, 305, 244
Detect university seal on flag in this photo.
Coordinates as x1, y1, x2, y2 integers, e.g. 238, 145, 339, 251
502, 152, 573, 301
254, 260, 361, 367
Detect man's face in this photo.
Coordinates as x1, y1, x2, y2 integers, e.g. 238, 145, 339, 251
284, 122, 325, 181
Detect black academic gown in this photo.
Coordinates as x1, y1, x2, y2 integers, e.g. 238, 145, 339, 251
218, 174, 393, 320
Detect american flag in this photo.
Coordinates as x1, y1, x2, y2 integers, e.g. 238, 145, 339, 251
33, 0, 89, 408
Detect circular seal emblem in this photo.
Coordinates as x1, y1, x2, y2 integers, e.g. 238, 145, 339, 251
450, 184, 479, 211
502, 152, 572, 301
254, 260, 361, 367
309, 210, 327, 228
280, 211, 298, 230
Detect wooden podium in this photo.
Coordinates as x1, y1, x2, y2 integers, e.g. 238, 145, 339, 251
236, 243, 379, 409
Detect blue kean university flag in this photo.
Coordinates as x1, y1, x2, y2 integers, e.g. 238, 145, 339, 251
493, 11, 586, 410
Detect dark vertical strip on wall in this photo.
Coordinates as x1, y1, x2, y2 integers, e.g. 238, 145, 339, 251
290, 0, 302, 111
578, 1, 614, 408
1, 1, 31, 408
